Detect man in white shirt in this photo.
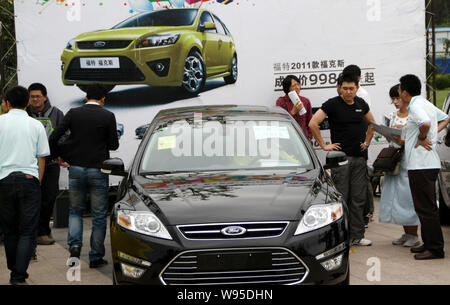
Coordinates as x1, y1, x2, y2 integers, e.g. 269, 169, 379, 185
0, 86, 50, 284
398, 74, 449, 260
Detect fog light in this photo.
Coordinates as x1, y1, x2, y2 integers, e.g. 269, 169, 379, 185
155, 63, 165, 72
320, 254, 344, 271
315, 242, 346, 260
118, 251, 152, 267
120, 262, 145, 279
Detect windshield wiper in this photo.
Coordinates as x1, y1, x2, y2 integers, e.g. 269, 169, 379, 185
140, 171, 176, 176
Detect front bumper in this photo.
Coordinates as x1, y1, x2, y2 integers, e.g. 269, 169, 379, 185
110, 216, 349, 285
61, 43, 185, 87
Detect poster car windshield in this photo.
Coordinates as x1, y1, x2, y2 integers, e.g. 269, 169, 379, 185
15, 0, 425, 186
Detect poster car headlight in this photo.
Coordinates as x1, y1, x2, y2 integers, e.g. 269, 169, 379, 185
60, 8, 237, 95
137, 34, 180, 48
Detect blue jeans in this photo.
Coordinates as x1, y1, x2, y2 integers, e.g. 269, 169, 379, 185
68, 166, 109, 262
0, 172, 41, 282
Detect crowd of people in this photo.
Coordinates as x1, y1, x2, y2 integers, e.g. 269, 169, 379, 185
0, 84, 118, 284
276, 65, 448, 260
0, 64, 448, 285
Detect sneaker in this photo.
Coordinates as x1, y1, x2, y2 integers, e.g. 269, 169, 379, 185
392, 234, 408, 245
37, 235, 55, 245
403, 235, 420, 247
351, 238, 372, 246
89, 258, 108, 269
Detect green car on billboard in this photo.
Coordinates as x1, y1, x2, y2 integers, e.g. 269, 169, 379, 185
61, 8, 237, 95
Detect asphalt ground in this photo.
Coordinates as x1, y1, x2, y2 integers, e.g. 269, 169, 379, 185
1, 197, 450, 285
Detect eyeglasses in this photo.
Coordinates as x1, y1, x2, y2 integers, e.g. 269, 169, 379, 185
30, 95, 44, 99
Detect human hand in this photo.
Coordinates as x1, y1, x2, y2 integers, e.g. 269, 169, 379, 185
58, 158, 70, 167
392, 136, 404, 146
393, 124, 405, 129
323, 143, 341, 151
360, 143, 369, 151
415, 137, 432, 151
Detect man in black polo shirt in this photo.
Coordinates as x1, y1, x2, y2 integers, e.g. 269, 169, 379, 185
309, 73, 374, 246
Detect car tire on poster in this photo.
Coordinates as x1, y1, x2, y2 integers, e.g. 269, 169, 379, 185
181, 50, 206, 96
224, 54, 238, 84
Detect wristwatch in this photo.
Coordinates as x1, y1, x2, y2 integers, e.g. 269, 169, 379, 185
364, 142, 370, 147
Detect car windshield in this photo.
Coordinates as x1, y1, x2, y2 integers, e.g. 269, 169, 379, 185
113, 9, 198, 28
140, 116, 313, 174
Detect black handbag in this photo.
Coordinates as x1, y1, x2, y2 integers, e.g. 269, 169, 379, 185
373, 147, 403, 175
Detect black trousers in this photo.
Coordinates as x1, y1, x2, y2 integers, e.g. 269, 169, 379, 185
408, 169, 444, 257
37, 164, 60, 237
0, 172, 41, 281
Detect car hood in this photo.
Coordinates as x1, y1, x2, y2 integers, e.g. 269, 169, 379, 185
75, 27, 191, 42
130, 169, 334, 225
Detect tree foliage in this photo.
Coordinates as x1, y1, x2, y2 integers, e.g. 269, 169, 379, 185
433, 0, 450, 27
0, 0, 17, 93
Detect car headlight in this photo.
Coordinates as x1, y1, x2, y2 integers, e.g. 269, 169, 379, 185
137, 34, 180, 48
66, 38, 76, 50
294, 203, 343, 235
117, 210, 172, 240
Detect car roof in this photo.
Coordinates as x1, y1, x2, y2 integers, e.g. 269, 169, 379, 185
154, 105, 292, 122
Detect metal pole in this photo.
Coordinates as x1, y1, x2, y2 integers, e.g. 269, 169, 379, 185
431, 0, 437, 106
0, 21, 5, 94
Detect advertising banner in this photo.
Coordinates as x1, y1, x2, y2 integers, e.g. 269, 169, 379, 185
14, 0, 426, 187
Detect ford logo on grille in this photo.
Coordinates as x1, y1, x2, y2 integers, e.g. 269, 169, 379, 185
221, 226, 247, 236
94, 41, 106, 47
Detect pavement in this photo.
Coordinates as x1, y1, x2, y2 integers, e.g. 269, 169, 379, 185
1, 197, 450, 285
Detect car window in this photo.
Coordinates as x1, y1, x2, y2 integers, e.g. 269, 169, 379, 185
212, 15, 226, 35
198, 11, 216, 33
140, 118, 313, 173
113, 9, 198, 28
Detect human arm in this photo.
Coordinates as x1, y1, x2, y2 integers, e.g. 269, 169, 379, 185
361, 111, 375, 151
108, 113, 119, 151
38, 157, 46, 183
438, 118, 449, 133
415, 122, 432, 151
49, 110, 71, 159
308, 109, 341, 151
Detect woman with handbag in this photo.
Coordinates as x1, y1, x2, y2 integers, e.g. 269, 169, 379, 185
379, 84, 420, 247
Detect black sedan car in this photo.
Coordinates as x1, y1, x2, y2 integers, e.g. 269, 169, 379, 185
436, 91, 450, 224
102, 105, 350, 285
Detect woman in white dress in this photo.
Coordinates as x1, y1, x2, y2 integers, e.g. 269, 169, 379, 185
379, 84, 420, 247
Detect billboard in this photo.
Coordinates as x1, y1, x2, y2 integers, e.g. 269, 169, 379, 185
14, 0, 426, 187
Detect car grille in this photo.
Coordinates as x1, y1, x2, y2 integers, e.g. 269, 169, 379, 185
76, 40, 132, 49
160, 248, 308, 285
177, 222, 289, 240
65, 56, 145, 82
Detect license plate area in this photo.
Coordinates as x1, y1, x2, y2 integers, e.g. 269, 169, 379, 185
197, 251, 272, 272
80, 57, 120, 69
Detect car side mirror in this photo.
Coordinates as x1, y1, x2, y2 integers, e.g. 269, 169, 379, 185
199, 22, 216, 32
323, 151, 348, 170
101, 158, 128, 177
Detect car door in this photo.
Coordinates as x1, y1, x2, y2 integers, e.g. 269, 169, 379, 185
212, 14, 233, 73
197, 11, 220, 76
436, 92, 450, 213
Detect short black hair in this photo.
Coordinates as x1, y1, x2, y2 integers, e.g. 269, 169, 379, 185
5, 86, 29, 109
282, 75, 300, 95
86, 84, 107, 100
389, 84, 400, 98
343, 64, 361, 77
399, 74, 421, 97
28, 83, 47, 96
337, 73, 344, 86
341, 72, 359, 86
